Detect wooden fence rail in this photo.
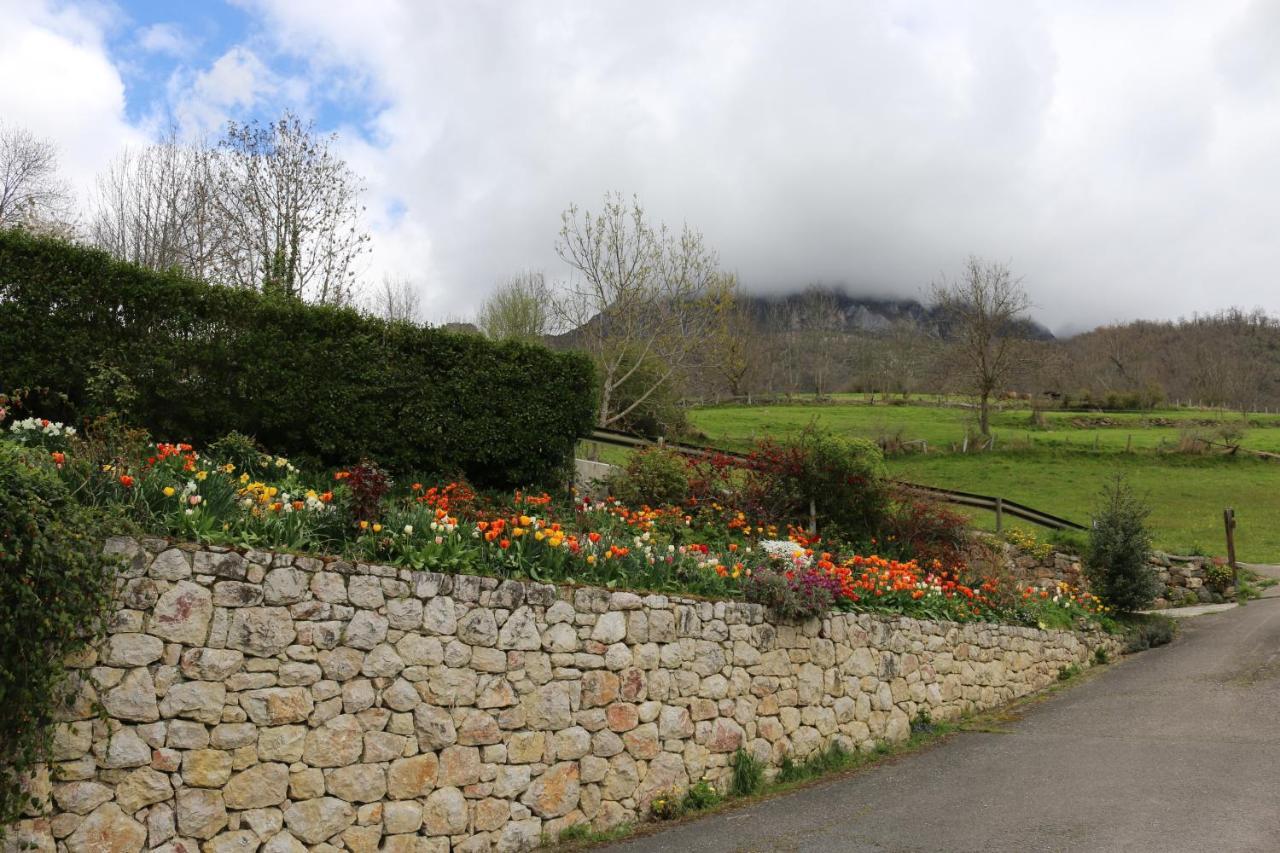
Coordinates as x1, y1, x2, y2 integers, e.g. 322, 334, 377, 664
583, 427, 1088, 533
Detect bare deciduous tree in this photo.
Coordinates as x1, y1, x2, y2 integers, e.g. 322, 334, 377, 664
932, 257, 1032, 436
794, 287, 844, 397
704, 274, 757, 401
0, 124, 71, 229
477, 271, 552, 342
369, 273, 422, 323
1190, 309, 1278, 420
207, 113, 369, 304
555, 193, 721, 427
91, 131, 221, 277
768, 302, 805, 398
856, 318, 937, 400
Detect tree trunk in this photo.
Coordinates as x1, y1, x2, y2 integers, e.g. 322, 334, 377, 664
979, 393, 991, 436
598, 384, 611, 428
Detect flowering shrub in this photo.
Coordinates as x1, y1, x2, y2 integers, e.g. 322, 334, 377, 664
743, 567, 834, 621
8, 417, 76, 450
1005, 527, 1053, 561
681, 779, 721, 811
1016, 581, 1108, 630
649, 788, 682, 820
1204, 558, 1233, 590
683, 451, 739, 505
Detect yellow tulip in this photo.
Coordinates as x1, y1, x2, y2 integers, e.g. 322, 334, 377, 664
163, 486, 175, 497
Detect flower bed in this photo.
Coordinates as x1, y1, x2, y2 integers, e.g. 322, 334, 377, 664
3, 417, 1107, 631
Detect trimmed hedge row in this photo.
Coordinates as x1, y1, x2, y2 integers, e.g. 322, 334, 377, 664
0, 231, 596, 487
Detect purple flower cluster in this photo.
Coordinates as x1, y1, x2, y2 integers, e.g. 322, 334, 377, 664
786, 568, 840, 616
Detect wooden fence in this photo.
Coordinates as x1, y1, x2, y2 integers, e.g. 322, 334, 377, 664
583, 427, 1087, 533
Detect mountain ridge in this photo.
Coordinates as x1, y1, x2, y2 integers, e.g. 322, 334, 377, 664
735, 288, 1056, 340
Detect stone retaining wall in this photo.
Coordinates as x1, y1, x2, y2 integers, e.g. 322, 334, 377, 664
1005, 545, 1224, 608
15, 538, 1119, 853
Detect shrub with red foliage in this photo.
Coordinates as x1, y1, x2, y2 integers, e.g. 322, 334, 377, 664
738, 427, 889, 539
342, 459, 392, 523
884, 488, 971, 573
683, 451, 739, 505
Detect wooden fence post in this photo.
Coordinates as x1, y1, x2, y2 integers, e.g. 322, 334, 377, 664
995, 497, 1004, 534
1224, 508, 1238, 586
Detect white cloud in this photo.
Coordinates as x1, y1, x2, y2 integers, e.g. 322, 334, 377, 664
220, 0, 1280, 330
136, 22, 190, 57
0, 0, 146, 199
9, 0, 1280, 331
168, 45, 283, 136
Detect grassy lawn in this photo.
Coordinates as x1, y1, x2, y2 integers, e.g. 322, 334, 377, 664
890, 449, 1278, 562
689, 401, 1280, 454
661, 401, 1278, 562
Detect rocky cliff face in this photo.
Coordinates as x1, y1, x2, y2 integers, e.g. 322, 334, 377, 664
738, 289, 1055, 340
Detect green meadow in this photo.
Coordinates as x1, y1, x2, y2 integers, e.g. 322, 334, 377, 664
584, 399, 1280, 561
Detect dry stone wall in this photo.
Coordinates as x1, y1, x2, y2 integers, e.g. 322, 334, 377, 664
1006, 545, 1224, 607
16, 537, 1119, 852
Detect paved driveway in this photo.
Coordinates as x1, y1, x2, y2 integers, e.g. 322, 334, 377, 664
600, 581, 1280, 852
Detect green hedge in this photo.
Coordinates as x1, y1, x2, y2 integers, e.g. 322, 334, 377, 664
0, 231, 596, 487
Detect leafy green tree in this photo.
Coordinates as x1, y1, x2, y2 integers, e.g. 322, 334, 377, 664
477, 272, 552, 343
609, 446, 690, 508
608, 350, 688, 438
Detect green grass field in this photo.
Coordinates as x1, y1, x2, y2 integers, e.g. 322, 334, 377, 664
890, 450, 1277, 561
667, 400, 1280, 561
689, 400, 1280, 453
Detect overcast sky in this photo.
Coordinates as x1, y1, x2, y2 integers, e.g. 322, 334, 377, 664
3, 0, 1279, 333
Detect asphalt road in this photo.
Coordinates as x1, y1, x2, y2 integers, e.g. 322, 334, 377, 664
600, 578, 1280, 853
